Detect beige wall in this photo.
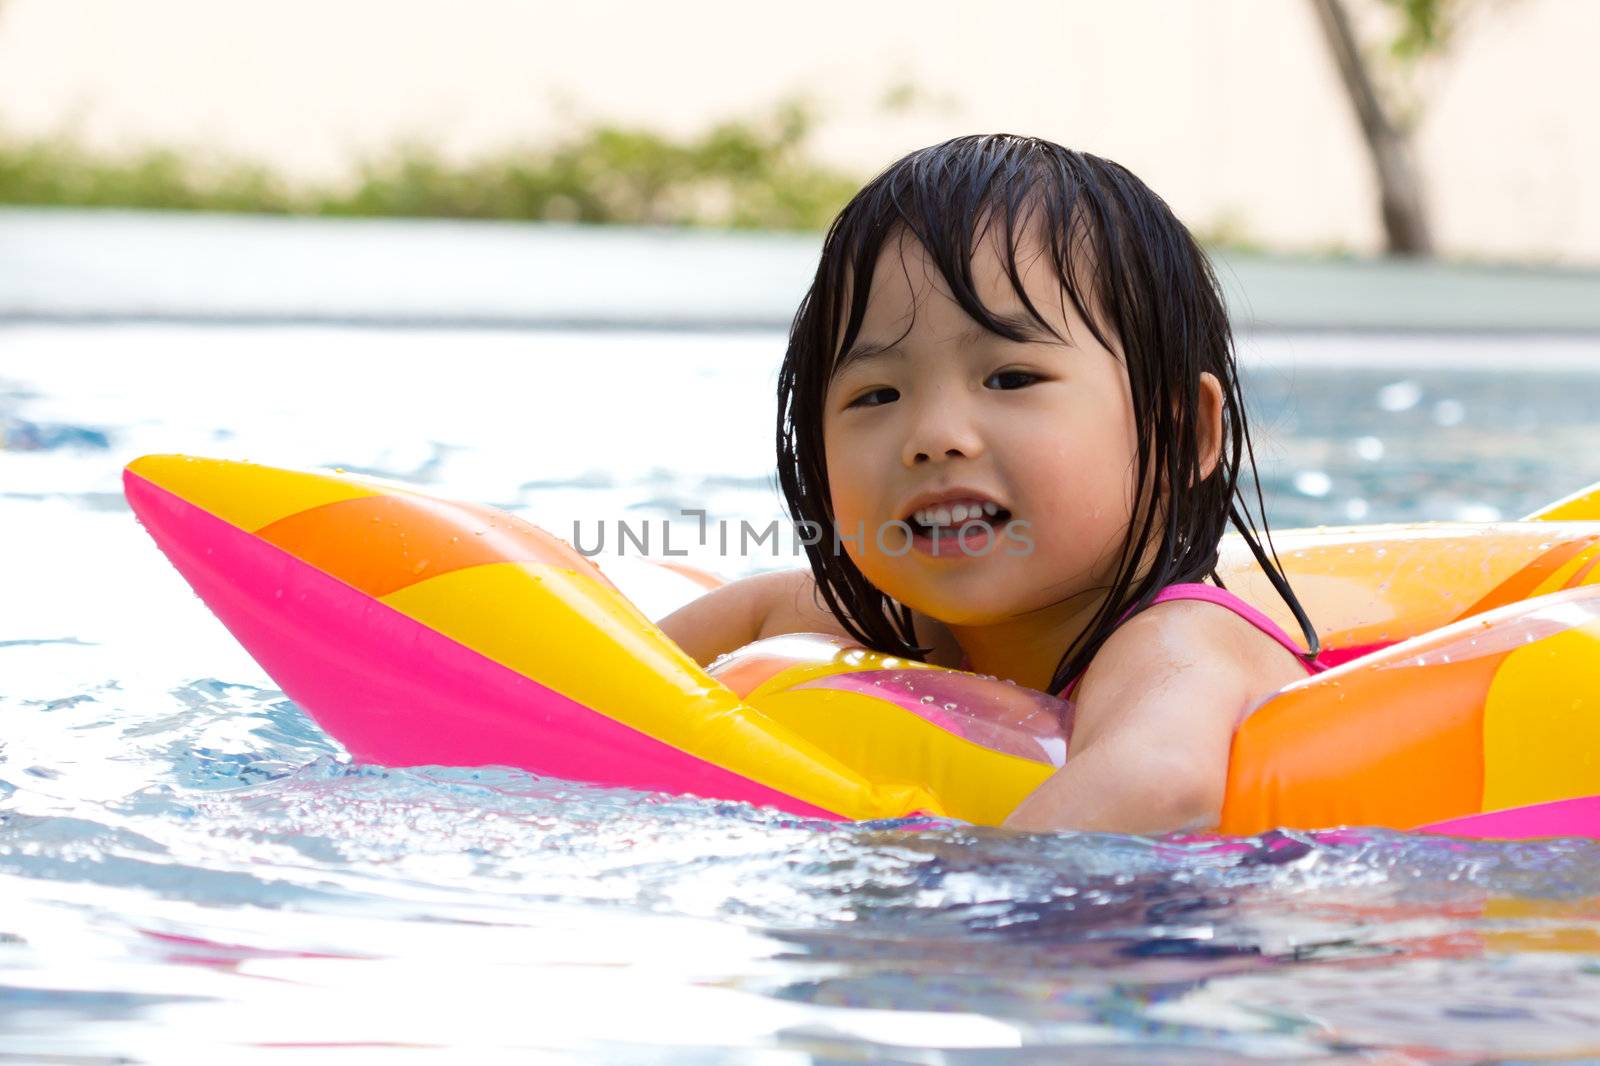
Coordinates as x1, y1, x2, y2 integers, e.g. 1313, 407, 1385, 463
0, 0, 1593, 264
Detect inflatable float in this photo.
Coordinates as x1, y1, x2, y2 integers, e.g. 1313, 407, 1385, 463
122, 455, 1600, 840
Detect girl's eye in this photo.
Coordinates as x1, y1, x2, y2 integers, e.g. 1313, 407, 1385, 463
986, 369, 1040, 390
846, 387, 899, 409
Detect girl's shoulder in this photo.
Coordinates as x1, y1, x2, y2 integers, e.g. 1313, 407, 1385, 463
1157, 595, 1311, 675
1076, 594, 1312, 717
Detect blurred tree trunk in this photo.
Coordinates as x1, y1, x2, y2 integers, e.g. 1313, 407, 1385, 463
1310, 0, 1435, 256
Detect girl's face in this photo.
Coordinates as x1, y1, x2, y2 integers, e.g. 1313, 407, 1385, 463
821, 222, 1140, 626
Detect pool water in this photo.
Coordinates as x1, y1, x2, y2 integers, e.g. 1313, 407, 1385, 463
4, 323, 1600, 1062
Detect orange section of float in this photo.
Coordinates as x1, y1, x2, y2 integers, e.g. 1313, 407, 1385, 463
1218, 645, 1493, 834
1221, 588, 1600, 835
1460, 536, 1600, 616
258, 493, 614, 598
1218, 524, 1600, 655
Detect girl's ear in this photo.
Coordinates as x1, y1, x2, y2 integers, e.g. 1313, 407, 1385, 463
1197, 372, 1224, 482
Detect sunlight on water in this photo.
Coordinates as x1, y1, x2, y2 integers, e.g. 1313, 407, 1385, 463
4, 323, 1600, 1061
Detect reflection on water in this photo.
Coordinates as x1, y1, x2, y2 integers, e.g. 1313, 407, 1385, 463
1247, 358, 1600, 528
3, 324, 1600, 1061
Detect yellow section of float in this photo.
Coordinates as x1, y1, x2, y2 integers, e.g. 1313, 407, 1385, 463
127, 454, 381, 532
1481, 624, 1600, 812
381, 562, 955, 820
1528, 479, 1600, 522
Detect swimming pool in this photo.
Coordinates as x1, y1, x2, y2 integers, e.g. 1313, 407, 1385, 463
4, 322, 1600, 1061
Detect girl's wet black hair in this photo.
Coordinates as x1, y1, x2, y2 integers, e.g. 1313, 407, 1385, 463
775, 133, 1319, 696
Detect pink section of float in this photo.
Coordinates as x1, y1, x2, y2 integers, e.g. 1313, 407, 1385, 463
1419, 796, 1600, 840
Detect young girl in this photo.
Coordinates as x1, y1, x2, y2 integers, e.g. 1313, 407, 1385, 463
660, 134, 1325, 835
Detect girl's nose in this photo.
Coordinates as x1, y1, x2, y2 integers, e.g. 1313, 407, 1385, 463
901, 397, 986, 467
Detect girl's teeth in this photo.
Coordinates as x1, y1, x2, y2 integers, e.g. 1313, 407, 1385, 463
911, 500, 1005, 528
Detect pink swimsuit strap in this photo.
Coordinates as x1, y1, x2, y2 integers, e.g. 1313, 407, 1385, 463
957, 582, 1326, 699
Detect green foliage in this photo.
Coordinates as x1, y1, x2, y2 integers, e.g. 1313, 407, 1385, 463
1381, 0, 1460, 60
0, 137, 296, 212
0, 99, 862, 231
1363, 0, 1485, 132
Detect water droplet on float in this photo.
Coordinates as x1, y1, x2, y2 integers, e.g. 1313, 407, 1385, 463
942, 702, 958, 711
919, 695, 934, 704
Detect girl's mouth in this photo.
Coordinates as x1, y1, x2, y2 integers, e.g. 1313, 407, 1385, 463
903, 506, 1015, 558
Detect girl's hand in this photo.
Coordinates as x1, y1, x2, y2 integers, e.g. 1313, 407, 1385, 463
1000, 600, 1309, 835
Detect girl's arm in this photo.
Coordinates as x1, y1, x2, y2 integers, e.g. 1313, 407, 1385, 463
657, 568, 854, 667
1001, 602, 1302, 834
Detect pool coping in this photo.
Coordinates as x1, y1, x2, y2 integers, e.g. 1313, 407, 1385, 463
3, 207, 1598, 335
